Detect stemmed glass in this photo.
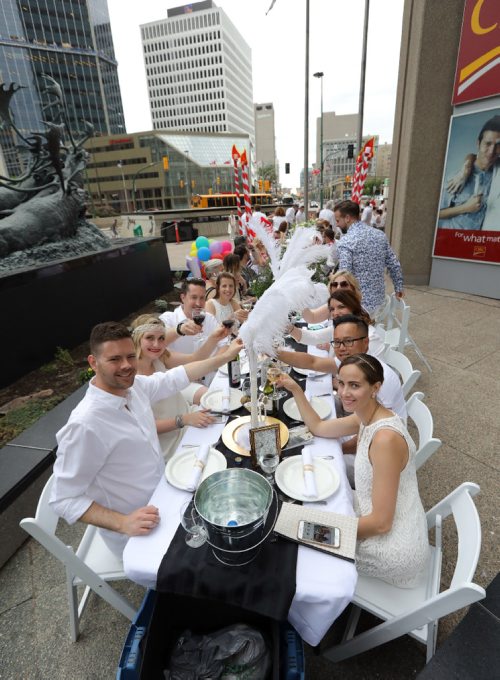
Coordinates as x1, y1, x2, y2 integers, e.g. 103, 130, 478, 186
180, 499, 207, 548
192, 308, 206, 348
266, 363, 281, 402
241, 300, 253, 313
258, 449, 280, 484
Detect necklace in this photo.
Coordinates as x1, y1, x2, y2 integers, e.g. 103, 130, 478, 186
365, 401, 380, 426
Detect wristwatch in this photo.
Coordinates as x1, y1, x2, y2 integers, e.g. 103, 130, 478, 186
175, 415, 184, 429
176, 322, 185, 336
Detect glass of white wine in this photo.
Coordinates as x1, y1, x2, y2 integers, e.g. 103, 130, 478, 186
266, 363, 282, 402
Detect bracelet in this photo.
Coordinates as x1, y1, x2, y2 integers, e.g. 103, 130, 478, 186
175, 414, 184, 429
176, 322, 185, 336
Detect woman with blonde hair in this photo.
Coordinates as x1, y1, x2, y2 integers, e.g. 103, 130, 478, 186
131, 314, 228, 460
301, 270, 364, 324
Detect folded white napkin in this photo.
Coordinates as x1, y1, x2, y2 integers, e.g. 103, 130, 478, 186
221, 383, 231, 413
302, 448, 318, 498
186, 444, 210, 491
235, 422, 251, 450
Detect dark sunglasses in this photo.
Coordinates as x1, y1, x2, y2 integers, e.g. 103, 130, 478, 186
330, 280, 350, 289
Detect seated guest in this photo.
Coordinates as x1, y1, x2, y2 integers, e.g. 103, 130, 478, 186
49, 322, 242, 556
159, 278, 226, 390
301, 270, 363, 324
274, 221, 288, 244
204, 259, 224, 300
272, 206, 286, 232
276, 353, 429, 587
289, 289, 385, 359
222, 252, 247, 301
205, 272, 248, 326
131, 315, 229, 459
279, 315, 406, 422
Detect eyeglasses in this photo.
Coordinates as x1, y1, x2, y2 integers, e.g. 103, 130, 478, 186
330, 336, 367, 348
330, 280, 350, 289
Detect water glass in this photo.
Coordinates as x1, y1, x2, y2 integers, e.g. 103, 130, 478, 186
180, 499, 207, 548
259, 451, 280, 483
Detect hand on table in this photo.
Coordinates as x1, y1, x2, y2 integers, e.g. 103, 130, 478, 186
121, 506, 160, 536
183, 409, 215, 428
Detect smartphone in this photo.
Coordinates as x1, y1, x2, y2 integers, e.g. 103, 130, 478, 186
297, 520, 340, 548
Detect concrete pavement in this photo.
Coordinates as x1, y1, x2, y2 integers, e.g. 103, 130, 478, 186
0, 248, 498, 678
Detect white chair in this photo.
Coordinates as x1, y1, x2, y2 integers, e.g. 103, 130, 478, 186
383, 347, 421, 399
406, 392, 442, 470
20, 475, 139, 641
322, 483, 485, 665
384, 294, 432, 372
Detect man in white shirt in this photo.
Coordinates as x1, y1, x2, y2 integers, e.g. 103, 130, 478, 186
160, 278, 225, 392
285, 203, 298, 228
295, 204, 306, 224
50, 321, 242, 556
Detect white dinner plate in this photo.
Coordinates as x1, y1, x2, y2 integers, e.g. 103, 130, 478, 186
283, 396, 331, 422
275, 456, 339, 502
292, 366, 328, 378
200, 388, 244, 412
165, 447, 226, 490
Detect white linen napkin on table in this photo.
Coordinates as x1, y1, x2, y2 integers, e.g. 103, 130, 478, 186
302, 447, 318, 498
186, 444, 210, 491
221, 382, 231, 413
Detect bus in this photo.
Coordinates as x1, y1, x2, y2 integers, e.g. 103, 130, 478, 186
191, 193, 274, 209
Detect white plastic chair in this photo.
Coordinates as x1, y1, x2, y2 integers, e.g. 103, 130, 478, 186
406, 392, 442, 470
322, 483, 485, 665
383, 347, 421, 399
20, 476, 139, 641
384, 294, 432, 372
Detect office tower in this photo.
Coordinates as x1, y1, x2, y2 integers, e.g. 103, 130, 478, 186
255, 102, 277, 170
141, 1, 254, 141
0, 0, 125, 173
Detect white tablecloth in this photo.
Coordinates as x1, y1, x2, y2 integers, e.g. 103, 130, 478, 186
123, 351, 357, 646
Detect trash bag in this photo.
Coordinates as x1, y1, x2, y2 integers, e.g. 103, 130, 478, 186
165, 623, 272, 679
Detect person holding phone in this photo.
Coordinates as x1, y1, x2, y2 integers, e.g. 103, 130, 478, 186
276, 353, 429, 587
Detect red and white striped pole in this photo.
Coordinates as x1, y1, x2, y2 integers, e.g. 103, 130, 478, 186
352, 137, 374, 203
231, 145, 243, 234
240, 149, 252, 238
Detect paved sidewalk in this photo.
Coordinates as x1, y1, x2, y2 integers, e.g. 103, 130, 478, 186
1, 280, 499, 679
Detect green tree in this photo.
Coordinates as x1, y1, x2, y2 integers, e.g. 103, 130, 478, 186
362, 177, 385, 196
258, 164, 277, 182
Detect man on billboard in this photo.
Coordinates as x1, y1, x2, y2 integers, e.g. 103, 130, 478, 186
438, 115, 500, 230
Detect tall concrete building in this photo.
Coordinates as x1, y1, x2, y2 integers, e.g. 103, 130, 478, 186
254, 102, 277, 171
0, 0, 125, 173
375, 142, 392, 179
316, 111, 378, 184
141, 1, 254, 142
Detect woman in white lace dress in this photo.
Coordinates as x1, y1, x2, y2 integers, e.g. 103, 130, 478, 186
277, 353, 429, 587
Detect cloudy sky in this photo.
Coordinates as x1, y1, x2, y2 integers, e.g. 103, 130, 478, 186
107, 0, 405, 189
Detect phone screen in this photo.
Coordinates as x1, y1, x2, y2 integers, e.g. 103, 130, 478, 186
298, 521, 340, 548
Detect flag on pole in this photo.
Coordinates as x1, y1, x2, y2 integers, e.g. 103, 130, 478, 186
266, 0, 277, 15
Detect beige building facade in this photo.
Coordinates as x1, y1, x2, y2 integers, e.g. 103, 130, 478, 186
254, 102, 277, 171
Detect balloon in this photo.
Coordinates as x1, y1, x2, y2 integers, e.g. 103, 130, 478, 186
195, 236, 210, 249
211, 241, 224, 254
212, 253, 224, 260
197, 246, 211, 261
209, 242, 219, 255
220, 241, 232, 252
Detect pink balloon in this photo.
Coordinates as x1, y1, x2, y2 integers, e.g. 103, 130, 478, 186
220, 241, 232, 252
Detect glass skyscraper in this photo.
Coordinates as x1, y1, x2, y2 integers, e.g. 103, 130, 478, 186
0, 0, 125, 173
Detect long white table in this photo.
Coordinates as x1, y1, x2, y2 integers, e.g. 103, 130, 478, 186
123, 354, 357, 647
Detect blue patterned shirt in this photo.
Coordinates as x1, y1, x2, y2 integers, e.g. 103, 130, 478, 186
337, 221, 404, 314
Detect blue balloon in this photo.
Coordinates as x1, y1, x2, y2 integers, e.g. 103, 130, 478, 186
197, 246, 211, 261
195, 236, 210, 249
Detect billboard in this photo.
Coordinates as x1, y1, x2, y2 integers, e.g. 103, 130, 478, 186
433, 106, 500, 265
453, 0, 500, 105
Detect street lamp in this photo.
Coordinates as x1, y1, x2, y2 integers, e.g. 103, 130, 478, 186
116, 161, 130, 213
131, 161, 161, 212
313, 71, 324, 210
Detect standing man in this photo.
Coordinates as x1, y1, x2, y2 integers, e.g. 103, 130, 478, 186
49, 322, 242, 556
335, 200, 404, 315
319, 200, 335, 228
285, 202, 298, 229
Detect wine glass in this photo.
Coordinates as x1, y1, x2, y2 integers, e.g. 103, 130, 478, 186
266, 363, 282, 402
241, 300, 253, 312
192, 308, 206, 348
258, 449, 280, 484
180, 499, 207, 548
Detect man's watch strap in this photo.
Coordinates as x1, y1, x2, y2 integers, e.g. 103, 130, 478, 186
176, 322, 185, 336
175, 415, 184, 429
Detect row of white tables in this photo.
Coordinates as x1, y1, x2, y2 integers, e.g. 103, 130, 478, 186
123, 348, 357, 646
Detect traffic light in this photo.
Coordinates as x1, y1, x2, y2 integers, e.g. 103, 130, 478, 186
163, 156, 169, 171
285, 162, 290, 174
347, 144, 354, 159
264, 179, 270, 192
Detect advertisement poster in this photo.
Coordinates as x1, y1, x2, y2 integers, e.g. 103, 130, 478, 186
433, 106, 500, 265
453, 0, 500, 106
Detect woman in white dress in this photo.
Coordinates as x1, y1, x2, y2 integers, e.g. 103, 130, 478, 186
205, 272, 248, 326
276, 353, 429, 587
289, 288, 385, 360
131, 315, 227, 460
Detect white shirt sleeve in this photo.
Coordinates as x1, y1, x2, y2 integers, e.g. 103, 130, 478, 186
297, 326, 332, 345
135, 365, 189, 403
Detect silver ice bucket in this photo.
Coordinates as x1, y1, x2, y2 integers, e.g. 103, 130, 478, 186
194, 468, 274, 566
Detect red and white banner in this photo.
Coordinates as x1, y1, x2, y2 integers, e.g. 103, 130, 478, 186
351, 138, 375, 203
453, 0, 500, 105
239, 150, 255, 239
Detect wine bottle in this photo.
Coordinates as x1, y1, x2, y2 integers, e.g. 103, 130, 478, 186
227, 353, 241, 388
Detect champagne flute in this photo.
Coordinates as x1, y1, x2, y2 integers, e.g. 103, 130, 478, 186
267, 364, 282, 403
180, 499, 207, 548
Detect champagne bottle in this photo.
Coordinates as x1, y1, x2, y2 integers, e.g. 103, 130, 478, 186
227, 353, 241, 388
